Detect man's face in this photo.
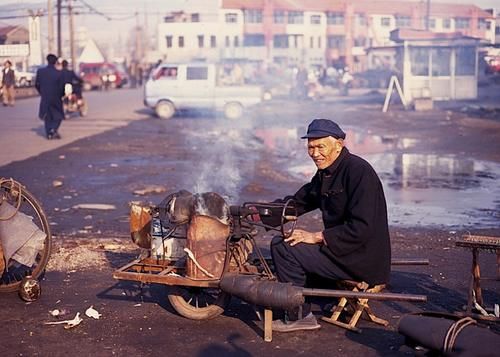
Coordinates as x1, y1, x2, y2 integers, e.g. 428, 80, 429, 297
307, 136, 343, 170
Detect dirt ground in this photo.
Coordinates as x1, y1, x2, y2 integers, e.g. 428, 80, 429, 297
1, 84, 499, 356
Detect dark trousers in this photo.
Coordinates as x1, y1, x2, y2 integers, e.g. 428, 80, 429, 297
44, 112, 62, 135
270, 236, 352, 318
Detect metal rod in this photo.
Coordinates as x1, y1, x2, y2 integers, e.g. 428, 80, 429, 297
302, 288, 427, 302
391, 258, 429, 265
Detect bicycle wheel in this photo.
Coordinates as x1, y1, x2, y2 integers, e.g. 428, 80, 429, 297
0, 180, 52, 292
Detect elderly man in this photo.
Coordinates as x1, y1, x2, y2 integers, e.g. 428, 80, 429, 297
269, 118, 391, 332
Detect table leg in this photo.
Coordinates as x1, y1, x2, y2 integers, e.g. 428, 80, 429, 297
472, 248, 483, 306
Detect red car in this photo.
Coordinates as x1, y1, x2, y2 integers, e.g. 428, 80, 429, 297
79, 62, 128, 90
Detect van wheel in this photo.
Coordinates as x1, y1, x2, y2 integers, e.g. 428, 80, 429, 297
224, 102, 243, 119
155, 100, 175, 119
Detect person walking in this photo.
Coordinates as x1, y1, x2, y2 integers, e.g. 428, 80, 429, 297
1, 60, 16, 107
35, 54, 65, 139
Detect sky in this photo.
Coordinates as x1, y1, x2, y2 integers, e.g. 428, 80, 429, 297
0, 0, 498, 54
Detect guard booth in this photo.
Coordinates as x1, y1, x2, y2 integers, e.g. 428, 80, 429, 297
390, 29, 480, 103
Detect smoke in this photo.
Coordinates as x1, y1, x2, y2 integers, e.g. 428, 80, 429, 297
194, 145, 241, 203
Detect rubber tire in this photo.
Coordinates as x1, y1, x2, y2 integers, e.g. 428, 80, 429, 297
155, 100, 175, 119
79, 100, 88, 117
168, 286, 230, 320
223, 102, 243, 120
0, 182, 52, 292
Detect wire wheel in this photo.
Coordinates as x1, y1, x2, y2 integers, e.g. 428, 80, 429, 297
168, 286, 230, 320
0, 180, 52, 292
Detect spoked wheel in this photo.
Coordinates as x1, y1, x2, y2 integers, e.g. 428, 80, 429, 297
0, 180, 52, 292
167, 285, 230, 320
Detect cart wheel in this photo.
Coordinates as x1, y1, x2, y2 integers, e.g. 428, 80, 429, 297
0, 180, 52, 293
168, 286, 230, 320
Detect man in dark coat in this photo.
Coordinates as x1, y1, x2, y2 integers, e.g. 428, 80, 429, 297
269, 119, 391, 332
35, 54, 65, 139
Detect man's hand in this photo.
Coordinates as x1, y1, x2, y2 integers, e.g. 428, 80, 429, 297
284, 229, 323, 246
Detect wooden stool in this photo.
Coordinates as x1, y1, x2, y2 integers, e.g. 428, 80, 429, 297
321, 280, 389, 333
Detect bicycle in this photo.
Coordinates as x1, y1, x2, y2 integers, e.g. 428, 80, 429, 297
0, 178, 52, 292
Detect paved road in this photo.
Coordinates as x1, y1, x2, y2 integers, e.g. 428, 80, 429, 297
0, 88, 148, 167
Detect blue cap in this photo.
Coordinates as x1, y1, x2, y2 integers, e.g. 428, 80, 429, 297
301, 119, 346, 139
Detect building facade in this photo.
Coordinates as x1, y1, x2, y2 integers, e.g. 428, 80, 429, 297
156, 0, 496, 72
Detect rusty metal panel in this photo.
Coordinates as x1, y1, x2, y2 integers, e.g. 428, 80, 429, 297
186, 215, 229, 280
129, 203, 151, 249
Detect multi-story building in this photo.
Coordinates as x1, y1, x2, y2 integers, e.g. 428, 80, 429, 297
157, 0, 495, 72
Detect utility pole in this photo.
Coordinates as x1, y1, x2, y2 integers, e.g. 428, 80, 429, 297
47, 0, 54, 54
57, 0, 62, 57
135, 11, 142, 63
68, 0, 76, 67
425, 0, 431, 30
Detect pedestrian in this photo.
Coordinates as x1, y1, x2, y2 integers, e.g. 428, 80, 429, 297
295, 65, 308, 99
35, 54, 65, 140
264, 119, 391, 332
340, 67, 353, 96
1, 60, 16, 107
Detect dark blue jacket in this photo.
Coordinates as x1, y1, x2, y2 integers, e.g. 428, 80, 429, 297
35, 64, 64, 120
268, 147, 391, 285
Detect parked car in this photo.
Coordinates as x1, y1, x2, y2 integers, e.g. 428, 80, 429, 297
144, 63, 265, 119
79, 62, 126, 90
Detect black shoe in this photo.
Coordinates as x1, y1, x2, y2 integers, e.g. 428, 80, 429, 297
46, 133, 53, 140
52, 132, 61, 139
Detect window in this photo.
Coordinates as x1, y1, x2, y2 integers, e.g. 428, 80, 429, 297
456, 47, 475, 75
165, 36, 173, 48
243, 34, 265, 47
197, 35, 204, 48
288, 11, 304, 24
225, 13, 238, 23
410, 47, 429, 76
310, 15, 321, 25
225, 36, 230, 47
310, 36, 314, 48
428, 18, 436, 29
326, 12, 344, 25
395, 15, 411, 28
187, 66, 208, 80
431, 48, 451, 76
455, 17, 470, 29
356, 14, 366, 26
191, 13, 199, 22
178, 36, 184, 48
442, 18, 451, 29
318, 36, 322, 49
327, 35, 345, 51
354, 37, 366, 47
210, 35, 216, 48
244, 9, 262, 23
381, 17, 391, 27
154, 66, 178, 80
274, 10, 285, 24
234, 36, 239, 47
478, 19, 488, 30
273, 34, 288, 48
